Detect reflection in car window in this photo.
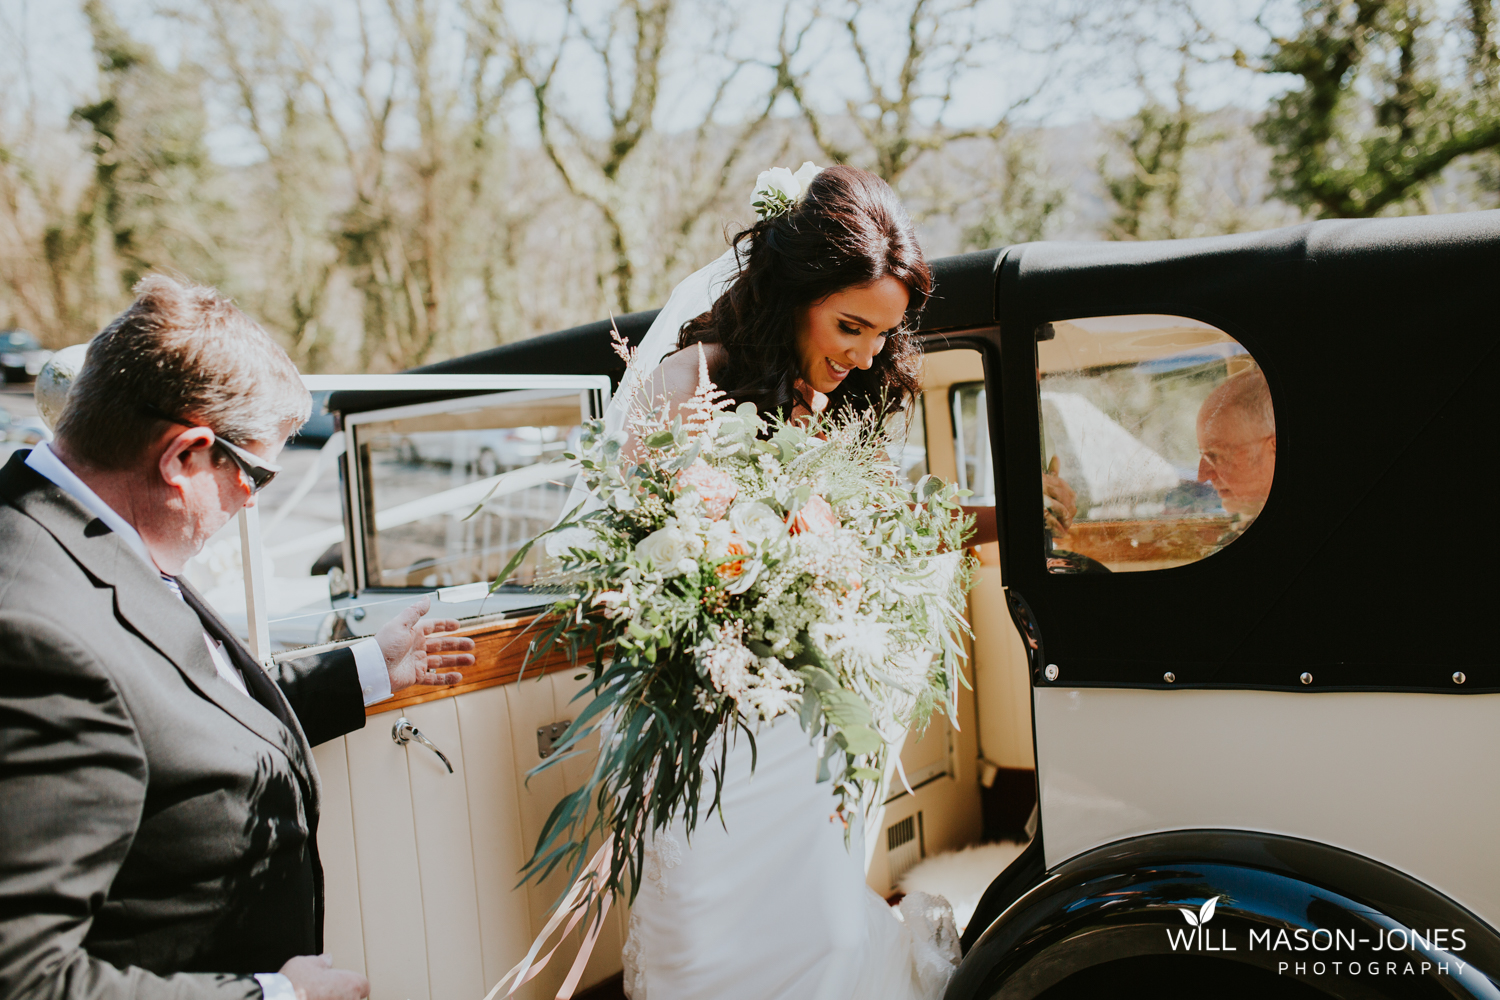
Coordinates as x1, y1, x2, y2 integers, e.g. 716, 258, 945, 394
348, 390, 584, 590
950, 385, 995, 505
1036, 315, 1272, 573
889, 398, 929, 487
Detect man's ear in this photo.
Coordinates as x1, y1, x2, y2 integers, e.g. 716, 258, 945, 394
157, 427, 216, 491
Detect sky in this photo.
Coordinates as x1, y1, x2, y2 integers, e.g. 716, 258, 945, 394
0, 0, 1302, 167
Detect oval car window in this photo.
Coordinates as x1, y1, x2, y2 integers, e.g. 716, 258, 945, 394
1037, 314, 1273, 574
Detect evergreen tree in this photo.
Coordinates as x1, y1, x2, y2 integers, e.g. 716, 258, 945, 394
1102, 70, 1196, 240
1254, 0, 1500, 217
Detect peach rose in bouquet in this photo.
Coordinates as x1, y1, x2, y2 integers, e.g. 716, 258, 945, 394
678, 460, 738, 520
788, 494, 839, 536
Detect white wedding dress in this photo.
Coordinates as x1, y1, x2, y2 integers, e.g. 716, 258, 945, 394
620, 716, 960, 999
606, 251, 962, 1000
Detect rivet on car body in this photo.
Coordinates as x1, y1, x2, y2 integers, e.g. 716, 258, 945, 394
1453, 671, 1467, 685
1300, 672, 1313, 685
1044, 664, 1059, 682
1163, 672, 1176, 684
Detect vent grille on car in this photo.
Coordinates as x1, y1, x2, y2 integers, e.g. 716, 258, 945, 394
887, 812, 924, 886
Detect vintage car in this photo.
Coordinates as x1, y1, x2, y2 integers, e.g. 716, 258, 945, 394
242, 208, 1496, 999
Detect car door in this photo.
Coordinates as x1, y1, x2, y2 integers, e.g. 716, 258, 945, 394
986, 214, 1500, 925
248, 373, 622, 1000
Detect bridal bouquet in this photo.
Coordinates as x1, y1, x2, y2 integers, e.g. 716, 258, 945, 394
502, 336, 973, 904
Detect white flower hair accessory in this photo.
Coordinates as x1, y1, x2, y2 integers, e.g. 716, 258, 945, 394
751, 161, 823, 220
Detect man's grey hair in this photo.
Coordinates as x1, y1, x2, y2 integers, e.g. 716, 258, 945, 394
56, 274, 310, 471
1200, 366, 1274, 437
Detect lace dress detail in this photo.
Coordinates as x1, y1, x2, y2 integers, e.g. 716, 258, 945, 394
622, 912, 647, 1000
897, 892, 962, 996
642, 830, 683, 899
622, 829, 683, 998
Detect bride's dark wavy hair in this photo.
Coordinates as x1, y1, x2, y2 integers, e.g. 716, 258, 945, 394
677, 165, 931, 417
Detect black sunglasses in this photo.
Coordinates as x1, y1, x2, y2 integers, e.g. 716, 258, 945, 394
139, 404, 281, 494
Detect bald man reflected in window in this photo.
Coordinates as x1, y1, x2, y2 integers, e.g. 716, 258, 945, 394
1197, 367, 1276, 536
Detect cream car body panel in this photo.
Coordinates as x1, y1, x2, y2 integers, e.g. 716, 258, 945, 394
1035, 686, 1500, 923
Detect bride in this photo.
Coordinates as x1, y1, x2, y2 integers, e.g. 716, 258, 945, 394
607, 163, 997, 1000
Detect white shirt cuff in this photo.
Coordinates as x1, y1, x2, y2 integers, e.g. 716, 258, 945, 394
352, 638, 392, 706
254, 972, 297, 1000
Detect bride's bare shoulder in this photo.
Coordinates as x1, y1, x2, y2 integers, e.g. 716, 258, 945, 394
651, 343, 728, 401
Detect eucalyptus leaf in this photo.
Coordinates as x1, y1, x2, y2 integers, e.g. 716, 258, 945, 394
834, 726, 882, 756
798, 691, 822, 732
798, 665, 838, 692
490, 535, 538, 589
818, 688, 872, 728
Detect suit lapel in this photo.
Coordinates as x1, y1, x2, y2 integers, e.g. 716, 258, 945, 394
3, 456, 308, 769
178, 578, 321, 808
178, 580, 293, 722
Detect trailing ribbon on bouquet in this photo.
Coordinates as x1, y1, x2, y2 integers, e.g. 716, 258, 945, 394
482, 836, 614, 1000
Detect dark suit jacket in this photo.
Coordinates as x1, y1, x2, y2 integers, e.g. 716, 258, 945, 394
0, 453, 368, 999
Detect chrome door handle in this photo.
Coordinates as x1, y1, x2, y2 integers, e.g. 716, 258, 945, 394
391, 716, 454, 773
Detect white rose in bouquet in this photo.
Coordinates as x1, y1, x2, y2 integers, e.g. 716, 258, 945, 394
729, 501, 785, 545
709, 519, 761, 556
635, 520, 693, 571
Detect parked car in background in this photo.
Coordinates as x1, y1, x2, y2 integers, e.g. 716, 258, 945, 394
7, 415, 51, 445
291, 389, 337, 445
392, 423, 575, 476
0, 330, 51, 383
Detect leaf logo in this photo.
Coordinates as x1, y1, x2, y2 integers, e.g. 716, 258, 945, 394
1178, 896, 1219, 927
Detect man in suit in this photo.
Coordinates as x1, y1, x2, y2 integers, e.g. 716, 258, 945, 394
0, 275, 475, 1000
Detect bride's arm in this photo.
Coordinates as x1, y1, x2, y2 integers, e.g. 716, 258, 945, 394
963, 505, 999, 547
956, 469, 1072, 548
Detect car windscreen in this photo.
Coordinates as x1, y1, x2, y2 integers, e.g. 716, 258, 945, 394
346, 389, 587, 593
